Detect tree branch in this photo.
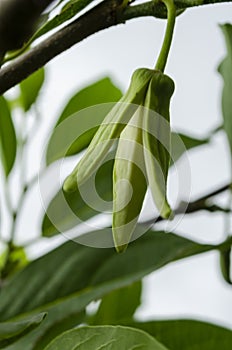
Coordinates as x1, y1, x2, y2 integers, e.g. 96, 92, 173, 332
142, 182, 231, 225
0, 0, 231, 94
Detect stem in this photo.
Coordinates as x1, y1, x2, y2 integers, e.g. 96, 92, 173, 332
1, 106, 43, 280
155, 0, 176, 71
9, 113, 28, 244
8, 105, 43, 243
3, 181, 14, 217
0, 175, 15, 245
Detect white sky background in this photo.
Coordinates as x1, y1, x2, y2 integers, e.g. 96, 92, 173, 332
2, 1, 232, 329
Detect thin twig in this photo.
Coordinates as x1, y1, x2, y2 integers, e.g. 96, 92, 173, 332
142, 182, 231, 225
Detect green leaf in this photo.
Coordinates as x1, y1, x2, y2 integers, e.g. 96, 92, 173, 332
2, 312, 86, 350
31, 0, 95, 44
218, 24, 232, 153
46, 77, 122, 164
171, 132, 209, 164
19, 68, 45, 111
126, 319, 232, 350
0, 230, 215, 349
91, 281, 142, 325
56, 78, 122, 126
0, 245, 28, 280
0, 96, 17, 177
0, 313, 46, 349
42, 158, 114, 236
44, 326, 168, 350
220, 241, 232, 285
32, 311, 85, 350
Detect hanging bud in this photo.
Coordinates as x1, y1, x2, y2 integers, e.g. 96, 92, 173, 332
63, 68, 154, 192
143, 71, 175, 219
112, 108, 147, 253
112, 71, 175, 251
63, 67, 175, 252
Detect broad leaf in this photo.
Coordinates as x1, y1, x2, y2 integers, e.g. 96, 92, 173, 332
0, 313, 46, 349
19, 68, 45, 111
42, 158, 113, 236
0, 96, 17, 177
3, 312, 86, 350
44, 326, 168, 350
56, 78, 122, 126
126, 319, 232, 350
218, 24, 232, 152
0, 230, 215, 349
46, 77, 122, 164
90, 281, 142, 325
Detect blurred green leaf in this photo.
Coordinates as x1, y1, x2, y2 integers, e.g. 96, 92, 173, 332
56, 78, 122, 126
42, 158, 113, 236
0, 230, 215, 349
0, 96, 17, 177
46, 77, 122, 164
0, 313, 46, 349
220, 243, 232, 285
125, 319, 232, 350
218, 24, 232, 153
44, 326, 168, 350
90, 281, 142, 325
0, 245, 28, 280
171, 131, 209, 164
19, 68, 45, 111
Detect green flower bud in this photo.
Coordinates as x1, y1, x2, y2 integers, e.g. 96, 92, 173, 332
143, 71, 175, 219
63, 68, 175, 252
112, 108, 147, 253
63, 68, 154, 192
